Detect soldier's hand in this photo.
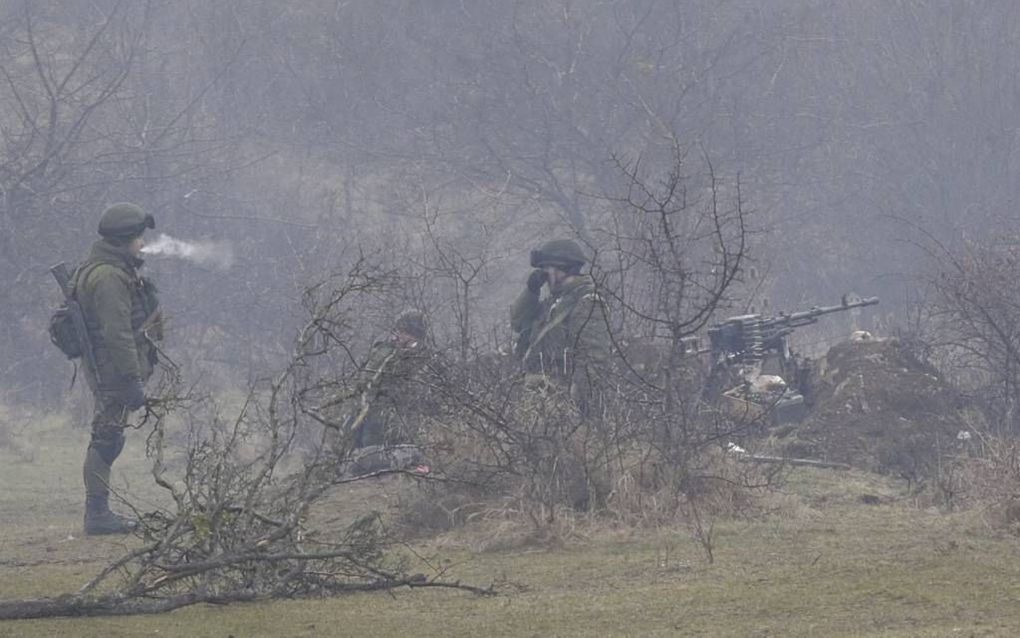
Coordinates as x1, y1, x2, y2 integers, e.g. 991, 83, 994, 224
527, 268, 547, 294
120, 377, 146, 411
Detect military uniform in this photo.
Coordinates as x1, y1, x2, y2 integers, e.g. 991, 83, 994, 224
511, 240, 610, 412
76, 203, 160, 535
350, 339, 430, 447
349, 310, 433, 450
77, 241, 160, 390
512, 277, 609, 377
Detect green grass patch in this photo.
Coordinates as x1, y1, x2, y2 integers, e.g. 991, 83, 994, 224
3, 420, 1020, 636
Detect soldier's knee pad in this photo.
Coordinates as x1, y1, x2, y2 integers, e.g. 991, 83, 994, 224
89, 428, 126, 465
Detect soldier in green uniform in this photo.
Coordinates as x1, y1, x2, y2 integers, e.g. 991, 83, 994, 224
75, 203, 162, 535
350, 310, 432, 450
511, 239, 610, 414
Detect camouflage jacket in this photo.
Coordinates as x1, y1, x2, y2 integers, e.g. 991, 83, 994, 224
75, 239, 161, 390
510, 276, 610, 383
355, 339, 432, 402
348, 337, 436, 446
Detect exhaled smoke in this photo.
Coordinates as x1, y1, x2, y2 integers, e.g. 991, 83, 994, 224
141, 234, 234, 270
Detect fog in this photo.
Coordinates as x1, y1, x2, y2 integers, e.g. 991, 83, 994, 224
2, 1, 1017, 404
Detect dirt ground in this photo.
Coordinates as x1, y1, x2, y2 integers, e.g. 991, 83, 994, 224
768, 338, 972, 482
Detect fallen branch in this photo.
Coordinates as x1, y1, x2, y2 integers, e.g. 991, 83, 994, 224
0, 577, 495, 620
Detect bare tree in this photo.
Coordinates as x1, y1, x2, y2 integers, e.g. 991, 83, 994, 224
0, 2, 140, 400
401, 139, 767, 556
920, 236, 1020, 435
597, 138, 748, 409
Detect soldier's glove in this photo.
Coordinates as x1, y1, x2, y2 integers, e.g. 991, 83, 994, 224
119, 377, 146, 411
526, 268, 547, 294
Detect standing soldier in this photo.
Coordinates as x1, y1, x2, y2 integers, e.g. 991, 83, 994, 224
511, 239, 610, 413
76, 203, 161, 535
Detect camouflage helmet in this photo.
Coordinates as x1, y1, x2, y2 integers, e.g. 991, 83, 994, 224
394, 309, 428, 340
98, 202, 154, 239
530, 239, 587, 269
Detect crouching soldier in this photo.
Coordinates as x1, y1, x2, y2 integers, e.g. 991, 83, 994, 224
76, 203, 162, 534
345, 310, 434, 475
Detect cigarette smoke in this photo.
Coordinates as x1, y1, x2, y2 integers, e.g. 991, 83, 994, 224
141, 233, 234, 270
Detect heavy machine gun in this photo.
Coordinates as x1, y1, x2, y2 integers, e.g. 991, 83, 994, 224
707, 293, 879, 368
705, 293, 879, 423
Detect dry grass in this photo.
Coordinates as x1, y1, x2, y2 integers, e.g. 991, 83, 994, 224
5, 412, 1020, 636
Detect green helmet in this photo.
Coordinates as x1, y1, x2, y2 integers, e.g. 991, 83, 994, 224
98, 202, 155, 239
530, 239, 587, 270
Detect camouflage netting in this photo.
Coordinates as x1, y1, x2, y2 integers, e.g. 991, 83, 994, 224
769, 338, 972, 482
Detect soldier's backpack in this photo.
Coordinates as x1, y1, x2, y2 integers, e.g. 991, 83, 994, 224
48, 262, 100, 360
49, 305, 83, 359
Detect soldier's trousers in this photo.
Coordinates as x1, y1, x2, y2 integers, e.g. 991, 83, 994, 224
83, 391, 129, 504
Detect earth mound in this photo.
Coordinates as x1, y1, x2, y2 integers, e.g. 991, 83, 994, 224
771, 338, 970, 481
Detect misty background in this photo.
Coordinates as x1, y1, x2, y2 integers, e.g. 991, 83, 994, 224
2, 1, 1016, 407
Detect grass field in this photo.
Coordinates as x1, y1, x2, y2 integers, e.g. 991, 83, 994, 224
3, 414, 1020, 637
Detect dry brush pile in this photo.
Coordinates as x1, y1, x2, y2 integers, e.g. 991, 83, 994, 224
0, 260, 494, 621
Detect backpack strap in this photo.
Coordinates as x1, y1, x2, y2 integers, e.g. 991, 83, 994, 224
69, 261, 105, 301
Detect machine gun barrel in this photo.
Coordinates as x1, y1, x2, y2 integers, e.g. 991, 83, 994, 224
766, 295, 879, 329
707, 294, 879, 364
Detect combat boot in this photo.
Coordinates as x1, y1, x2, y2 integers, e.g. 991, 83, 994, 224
83, 447, 137, 535
84, 495, 137, 535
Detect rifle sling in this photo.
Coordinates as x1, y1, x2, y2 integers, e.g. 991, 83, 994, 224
524, 291, 597, 365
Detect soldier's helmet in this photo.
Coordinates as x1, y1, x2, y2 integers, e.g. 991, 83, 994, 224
394, 309, 428, 340
530, 239, 588, 270
98, 202, 155, 240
